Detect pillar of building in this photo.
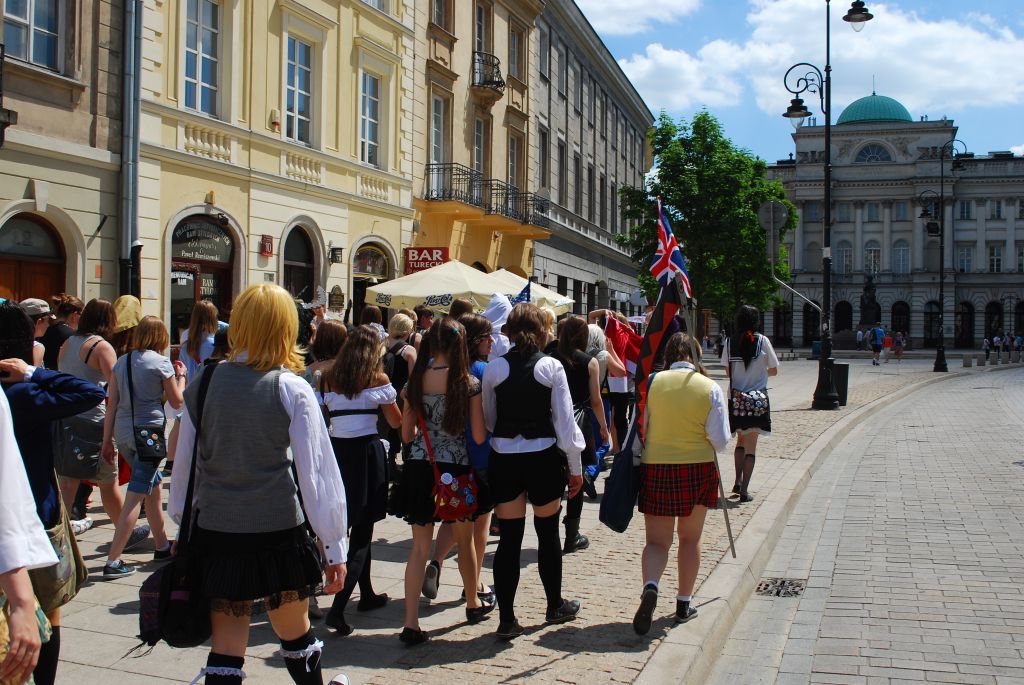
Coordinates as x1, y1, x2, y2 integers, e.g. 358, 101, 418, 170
794, 202, 805, 271
882, 201, 893, 272
975, 198, 987, 271
854, 201, 865, 272
913, 206, 926, 271
1005, 197, 1017, 273
943, 200, 955, 273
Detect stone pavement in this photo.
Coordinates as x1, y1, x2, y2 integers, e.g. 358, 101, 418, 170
57, 357, 1000, 683
706, 365, 1024, 685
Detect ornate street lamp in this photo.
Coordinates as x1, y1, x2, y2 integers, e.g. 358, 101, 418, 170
929, 138, 967, 372
781, 0, 873, 410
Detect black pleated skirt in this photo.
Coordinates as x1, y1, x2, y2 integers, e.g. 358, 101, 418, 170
331, 434, 389, 529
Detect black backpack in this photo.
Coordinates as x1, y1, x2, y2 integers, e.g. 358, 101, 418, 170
382, 341, 409, 392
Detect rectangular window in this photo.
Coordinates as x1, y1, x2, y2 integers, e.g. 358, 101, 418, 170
837, 203, 851, 222
957, 245, 973, 273
989, 245, 1002, 273
959, 200, 973, 220
864, 246, 880, 274
184, 0, 220, 115
363, 0, 387, 11
558, 141, 567, 205
557, 275, 568, 296
611, 109, 617, 150
430, 94, 446, 165
571, 63, 581, 112
834, 246, 852, 274
1018, 200, 1024, 219
474, 2, 487, 53
893, 201, 908, 220
587, 164, 595, 222
629, 129, 637, 166
893, 242, 910, 274
359, 72, 381, 166
508, 28, 524, 80
472, 117, 487, 175
600, 91, 607, 133
538, 27, 549, 77
572, 279, 583, 315
611, 182, 618, 233
3, 0, 61, 70
588, 78, 596, 123
573, 153, 582, 215
866, 202, 880, 222
805, 202, 821, 222
538, 128, 549, 187
285, 35, 313, 144
599, 174, 607, 227
991, 199, 1003, 219
508, 133, 522, 190
556, 44, 567, 95
431, 0, 445, 28
1018, 244, 1024, 273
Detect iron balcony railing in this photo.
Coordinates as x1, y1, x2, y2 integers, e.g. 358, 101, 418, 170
527, 194, 550, 228
424, 162, 484, 207
482, 179, 526, 222
472, 51, 505, 92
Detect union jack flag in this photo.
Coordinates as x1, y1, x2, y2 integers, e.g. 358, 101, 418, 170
650, 198, 692, 298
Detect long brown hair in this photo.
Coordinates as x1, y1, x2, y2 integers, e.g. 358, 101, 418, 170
185, 300, 218, 361
77, 299, 115, 340
406, 318, 470, 435
556, 316, 589, 366
328, 325, 383, 399
459, 314, 492, 362
503, 302, 546, 356
311, 320, 348, 362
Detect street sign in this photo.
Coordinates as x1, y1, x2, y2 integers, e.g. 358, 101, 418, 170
757, 200, 788, 233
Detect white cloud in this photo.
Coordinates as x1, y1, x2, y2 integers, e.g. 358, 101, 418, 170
575, 0, 701, 36
618, 0, 1024, 126
1012, 144, 1024, 156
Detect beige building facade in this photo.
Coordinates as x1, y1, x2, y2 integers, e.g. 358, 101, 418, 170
0, 0, 122, 304
140, 0, 415, 334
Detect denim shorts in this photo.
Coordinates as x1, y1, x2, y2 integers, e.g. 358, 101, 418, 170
117, 439, 164, 495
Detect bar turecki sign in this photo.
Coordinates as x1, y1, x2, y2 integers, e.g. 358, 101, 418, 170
404, 247, 449, 274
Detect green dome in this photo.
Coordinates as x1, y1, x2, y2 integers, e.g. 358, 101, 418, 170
836, 94, 912, 125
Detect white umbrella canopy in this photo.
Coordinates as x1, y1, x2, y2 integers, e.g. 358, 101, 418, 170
489, 269, 574, 315
365, 260, 500, 313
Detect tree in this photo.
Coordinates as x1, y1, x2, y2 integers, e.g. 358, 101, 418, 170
617, 111, 794, 329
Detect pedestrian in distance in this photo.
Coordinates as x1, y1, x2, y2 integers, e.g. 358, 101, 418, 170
882, 329, 893, 363
100, 316, 186, 578
631, 333, 730, 635
168, 283, 350, 685
305, 320, 349, 386
180, 300, 220, 382
723, 305, 779, 503
315, 325, 399, 636
983, 336, 991, 360
481, 302, 586, 639
893, 331, 905, 362
39, 294, 83, 371
855, 327, 864, 351
399, 318, 491, 645
447, 298, 475, 320
410, 305, 433, 351
869, 321, 885, 366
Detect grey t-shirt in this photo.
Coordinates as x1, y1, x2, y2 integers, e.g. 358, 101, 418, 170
113, 350, 174, 444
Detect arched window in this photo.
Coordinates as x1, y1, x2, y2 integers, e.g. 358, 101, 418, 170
955, 301, 975, 348
864, 239, 881, 275
834, 240, 853, 274
923, 300, 941, 347
834, 301, 853, 332
892, 239, 910, 274
283, 229, 316, 301
891, 301, 910, 336
0, 213, 67, 303
854, 144, 893, 163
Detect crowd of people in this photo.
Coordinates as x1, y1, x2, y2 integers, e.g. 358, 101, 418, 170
0, 286, 779, 685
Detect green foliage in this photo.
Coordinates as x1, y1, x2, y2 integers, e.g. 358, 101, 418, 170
616, 111, 795, 327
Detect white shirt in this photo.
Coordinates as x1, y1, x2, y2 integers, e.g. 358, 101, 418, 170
317, 383, 397, 438
722, 335, 779, 393
481, 353, 586, 475
169, 368, 349, 565
0, 391, 58, 575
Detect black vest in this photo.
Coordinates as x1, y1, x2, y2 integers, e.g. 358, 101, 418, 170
554, 349, 592, 408
493, 350, 556, 440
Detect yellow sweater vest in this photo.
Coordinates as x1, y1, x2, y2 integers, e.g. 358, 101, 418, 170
643, 368, 716, 465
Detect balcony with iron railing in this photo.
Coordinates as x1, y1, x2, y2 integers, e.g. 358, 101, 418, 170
527, 194, 550, 229
421, 164, 550, 233
424, 162, 484, 207
482, 179, 526, 223
471, 51, 505, 106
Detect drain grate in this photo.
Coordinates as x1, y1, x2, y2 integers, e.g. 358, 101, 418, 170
755, 578, 806, 597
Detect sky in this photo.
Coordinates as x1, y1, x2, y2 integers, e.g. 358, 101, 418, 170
576, 0, 1024, 163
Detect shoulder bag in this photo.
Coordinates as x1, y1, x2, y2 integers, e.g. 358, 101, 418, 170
27, 491, 89, 613
126, 351, 168, 464
137, 364, 218, 649
52, 337, 106, 479
419, 416, 478, 522
598, 372, 653, 534
728, 335, 769, 418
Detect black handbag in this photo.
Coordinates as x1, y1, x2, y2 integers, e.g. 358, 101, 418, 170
125, 351, 168, 465
137, 364, 218, 649
52, 414, 105, 480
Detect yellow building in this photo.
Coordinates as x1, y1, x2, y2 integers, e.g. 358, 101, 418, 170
140, 0, 415, 333
409, 0, 549, 278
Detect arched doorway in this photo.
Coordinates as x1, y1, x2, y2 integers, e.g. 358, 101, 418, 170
352, 243, 391, 322
803, 301, 820, 346
923, 300, 941, 348
170, 215, 236, 343
984, 301, 1003, 338
283, 229, 316, 301
471, 261, 490, 273
955, 302, 975, 348
861, 301, 881, 327
834, 301, 853, 333
0, 213, 67, 302
891, 301, 910, 337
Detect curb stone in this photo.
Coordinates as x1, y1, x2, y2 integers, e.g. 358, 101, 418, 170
634, 363, 1020, 685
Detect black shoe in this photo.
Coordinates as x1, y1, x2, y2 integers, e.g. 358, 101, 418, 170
153, 543, 173, 562
162, 461, 174, 477
582, 473, 598, 499
545, 599, 581, 624
461, 586, 496, 606
739, 492, 753, 503
325, 613, 354, 636
399, 627, 428, 646
633, 584, 658, 635
675, 600, 697, 624
308, 602, 325, 620
562, 533, 590, 554
496, 620, 525, 639
421, 560, 440, 600
731, 483, 741, 495
466, 601, 495, 624
356, 593, 389, 612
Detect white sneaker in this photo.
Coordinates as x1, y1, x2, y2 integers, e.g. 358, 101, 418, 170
329, 676, 350, 685
70, 517, 94, 536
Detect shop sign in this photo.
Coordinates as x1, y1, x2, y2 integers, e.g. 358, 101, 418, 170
259, 234, 274, 256
404, 247, 449, 274
171, 218, 233, 264
328, 285, 345, 309
353, 245, 389, 278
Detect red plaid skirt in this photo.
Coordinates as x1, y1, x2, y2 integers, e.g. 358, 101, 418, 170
638, 462, 719, 517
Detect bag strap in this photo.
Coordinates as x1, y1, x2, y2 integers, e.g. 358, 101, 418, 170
328, 408, 379, 417
82, 336, 102, 364
125, 350, 138, 425
178, 363, 219, 547
417, 415, 436, 465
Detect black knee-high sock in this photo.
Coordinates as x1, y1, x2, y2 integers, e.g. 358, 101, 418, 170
280, 629, 323, 685
733, 447, 745, 487
741, 454, 756, 494
203, 652, 245, 684
358, 526, 376, 596
565, 489, 583, 521
493, 516, 526, 624
329, 521, 373, 617
32, 625, 59, 685
534, 511, 563, 612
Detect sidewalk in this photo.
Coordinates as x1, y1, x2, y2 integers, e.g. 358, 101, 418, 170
57, 358, 1016, 683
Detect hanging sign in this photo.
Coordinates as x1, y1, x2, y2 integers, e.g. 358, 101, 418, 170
259, 235, 274, 256
404, 247, 449, 274
171, 218, 233, 264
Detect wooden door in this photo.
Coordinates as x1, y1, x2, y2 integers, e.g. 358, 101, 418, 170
0, 258, 64, 302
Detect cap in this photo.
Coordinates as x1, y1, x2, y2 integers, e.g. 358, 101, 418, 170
20, 298, 53, 318
113, 295, 142, 333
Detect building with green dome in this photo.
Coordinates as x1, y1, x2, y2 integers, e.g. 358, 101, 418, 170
767, 93, 1024, 350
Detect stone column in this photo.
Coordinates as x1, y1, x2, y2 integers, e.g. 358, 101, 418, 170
975, 198, 987, 272
943, 200, 955, 272
882, 201, 893, 272
913, 201, 926, 271
854, 201, 865, 272
1005, 197, 1016, 273
794, 202, 805, 271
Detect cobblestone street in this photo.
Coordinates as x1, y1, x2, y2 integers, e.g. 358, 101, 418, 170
57, 357, 1016, 683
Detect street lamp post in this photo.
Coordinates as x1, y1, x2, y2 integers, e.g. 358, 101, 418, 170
781, 0, 873, 410
930, 138, 967, 372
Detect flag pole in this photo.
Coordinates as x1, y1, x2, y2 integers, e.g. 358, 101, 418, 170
674, 273, 736, 559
